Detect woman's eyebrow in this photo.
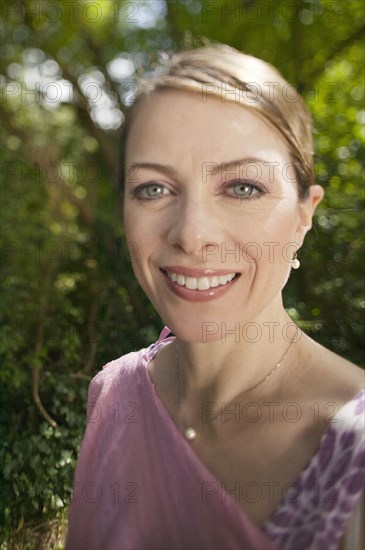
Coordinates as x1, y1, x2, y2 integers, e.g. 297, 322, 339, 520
215, 157, 282, 180
129, 157, 281, 180
127, 162, 179, 180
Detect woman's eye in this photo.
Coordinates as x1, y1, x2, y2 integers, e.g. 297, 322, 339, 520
132, 183, 169, 200
226, 181, 263, 199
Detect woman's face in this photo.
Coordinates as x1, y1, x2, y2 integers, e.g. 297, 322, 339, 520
123, 89, 322, 342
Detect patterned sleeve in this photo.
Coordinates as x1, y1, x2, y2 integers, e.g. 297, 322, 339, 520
262, 389, 365, 550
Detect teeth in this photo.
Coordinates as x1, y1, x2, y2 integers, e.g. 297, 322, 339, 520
185, 277, 198, 290
209, 276, 220, 288
197, 278, 210, 290
166, 271, 237, 290
177, 274, 185, 286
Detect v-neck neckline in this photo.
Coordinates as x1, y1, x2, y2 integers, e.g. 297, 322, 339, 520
139, 332, 365, 535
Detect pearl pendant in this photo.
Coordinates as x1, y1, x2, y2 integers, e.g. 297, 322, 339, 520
185, 427, 197, 440
292, 259, 300, 269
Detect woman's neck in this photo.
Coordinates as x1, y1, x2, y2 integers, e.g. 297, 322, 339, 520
167, 306, 304, 421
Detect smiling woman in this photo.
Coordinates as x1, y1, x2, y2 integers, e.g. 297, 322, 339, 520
66, 44, 364, 550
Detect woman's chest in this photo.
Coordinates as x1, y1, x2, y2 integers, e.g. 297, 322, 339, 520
187, 415, 329, 527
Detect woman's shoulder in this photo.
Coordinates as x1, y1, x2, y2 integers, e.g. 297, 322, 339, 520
86, 330, 175, 398
88, 347, 147, 392
322, 346, 363, 404
295, 332, 364, 411
316, 339, 364, 375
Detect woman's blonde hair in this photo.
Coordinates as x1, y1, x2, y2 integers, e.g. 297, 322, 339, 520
121, 43, 314, 199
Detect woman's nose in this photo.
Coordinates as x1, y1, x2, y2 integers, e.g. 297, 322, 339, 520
166, 197, 224, 257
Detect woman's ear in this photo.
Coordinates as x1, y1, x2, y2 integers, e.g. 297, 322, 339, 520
295, 185, 324, 246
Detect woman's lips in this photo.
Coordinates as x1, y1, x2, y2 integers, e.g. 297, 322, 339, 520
160, 268, 241, 303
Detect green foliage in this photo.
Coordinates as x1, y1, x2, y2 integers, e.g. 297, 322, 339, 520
1, 0, 364, 542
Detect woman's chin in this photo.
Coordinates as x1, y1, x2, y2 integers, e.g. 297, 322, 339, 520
156, 317, 240, 344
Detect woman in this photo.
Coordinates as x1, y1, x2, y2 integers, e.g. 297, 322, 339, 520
66, 44, 364, 550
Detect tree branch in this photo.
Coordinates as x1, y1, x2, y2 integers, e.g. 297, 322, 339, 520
78, 27, 124, 111
57, 63, 119, 169
32, 265, 58, 428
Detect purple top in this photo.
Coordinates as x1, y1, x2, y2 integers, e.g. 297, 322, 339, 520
66, 326, 365, 550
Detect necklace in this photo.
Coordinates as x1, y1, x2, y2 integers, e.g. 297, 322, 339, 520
175, 339, 295, 441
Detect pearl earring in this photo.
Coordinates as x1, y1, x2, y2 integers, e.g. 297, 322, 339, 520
292, 251, 300, 269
